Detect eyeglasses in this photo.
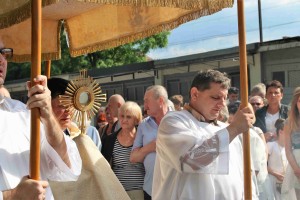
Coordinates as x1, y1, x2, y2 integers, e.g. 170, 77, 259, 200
251, 102, 261, 106
0, 48, 13, 60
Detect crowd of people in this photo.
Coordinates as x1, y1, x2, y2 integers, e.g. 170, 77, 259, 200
93, 72, 300, 200
2, 45, 300, 200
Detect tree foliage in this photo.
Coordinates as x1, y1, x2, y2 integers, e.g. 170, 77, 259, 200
6, 31, 169, 81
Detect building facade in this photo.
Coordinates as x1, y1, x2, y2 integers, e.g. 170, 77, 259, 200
6, 37, 300, 106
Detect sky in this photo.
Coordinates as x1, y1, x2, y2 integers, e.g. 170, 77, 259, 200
148, 0, 300, 60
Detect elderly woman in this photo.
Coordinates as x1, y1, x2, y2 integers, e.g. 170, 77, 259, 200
102, 101, 145, 200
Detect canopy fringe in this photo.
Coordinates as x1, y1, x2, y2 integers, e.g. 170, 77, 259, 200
10, 53, 60, 63
3, 0, 234, 62
68, 7, 225, 57
1, 0, 233, 29
0, 0, 59, 29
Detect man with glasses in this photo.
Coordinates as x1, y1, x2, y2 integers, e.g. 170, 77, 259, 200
249, 95, 264, 113
254, 80, 289, 141
0, 45, 82, 200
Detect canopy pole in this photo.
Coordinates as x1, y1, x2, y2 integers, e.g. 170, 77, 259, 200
45, 60, 51, 78
30, 0, 42, 180
237, 0, 252, 199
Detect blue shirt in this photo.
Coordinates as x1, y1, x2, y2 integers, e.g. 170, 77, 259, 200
87, 126, 102, 151
132, 116, 158, 196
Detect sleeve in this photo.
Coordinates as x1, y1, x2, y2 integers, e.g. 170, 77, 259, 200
267, 142, 273, 156
40, 133, 82, 181
156, 114, 230, 174
87, 126, 102, 151
250, 130, 262, 171
0, 191, 2, 200
132, 124, 144, 150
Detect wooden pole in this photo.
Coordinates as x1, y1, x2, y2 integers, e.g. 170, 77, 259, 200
237, 0, 252, 199
45, 60, 51, 78
30, 0, 42, 180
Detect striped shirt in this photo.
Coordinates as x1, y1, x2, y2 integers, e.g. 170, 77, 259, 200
112, 139, 145, 191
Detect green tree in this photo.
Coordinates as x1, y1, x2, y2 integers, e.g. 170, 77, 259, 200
86, 32, 170, 68
7, 31, 169, 81
6, 62, 31, 81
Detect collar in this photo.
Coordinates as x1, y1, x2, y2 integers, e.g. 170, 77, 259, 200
0, 95, 8, 111
183, 103, 218, 126
0, 94, 5, 105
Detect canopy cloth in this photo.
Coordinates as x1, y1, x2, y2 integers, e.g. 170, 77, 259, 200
50, 134, 130, 200
0, 0, 233, 62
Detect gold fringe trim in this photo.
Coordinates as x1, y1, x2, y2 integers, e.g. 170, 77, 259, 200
69, 4, 232, 57
1, 0, 233, 29
0, 0, 59, 29
78, 0, 233, 10
9, 19, 62, 63
10, 53, 60, 63
0, 2, 31, 29
4, 0, 234, 62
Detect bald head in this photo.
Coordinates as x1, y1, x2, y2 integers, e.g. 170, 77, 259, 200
107, 94, 125, 118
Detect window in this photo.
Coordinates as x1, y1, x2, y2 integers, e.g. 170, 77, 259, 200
272, 71, 285, 87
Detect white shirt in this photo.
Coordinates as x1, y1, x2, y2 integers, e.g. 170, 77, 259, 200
265, 112, 279, 134
0, 96, 82, 200
267, 141, 287, 175
249, 128, 269, 194
152, 110, 244, 200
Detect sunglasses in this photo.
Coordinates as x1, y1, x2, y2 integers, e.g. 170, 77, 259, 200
251, 102, 261, 106
0, 48, 13, 60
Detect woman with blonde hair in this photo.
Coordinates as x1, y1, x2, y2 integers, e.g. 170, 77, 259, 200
281, 87, 300, 199
102, 101, 145, 200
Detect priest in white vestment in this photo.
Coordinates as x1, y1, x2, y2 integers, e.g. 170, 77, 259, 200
152, 70, 254, 200
0, 46, 82, 200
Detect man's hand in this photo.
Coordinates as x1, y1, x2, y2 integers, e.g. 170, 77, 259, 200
3, 176, 48, 200
264, 132, 276, 142
227, 104, 254, 142
26, 75, 52, 121
130, 139, 156, 163
26, 75, 71, 167
274, 173, 285, 182
148, 139, 157, 152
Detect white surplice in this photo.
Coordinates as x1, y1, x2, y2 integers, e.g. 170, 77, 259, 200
152, 110, 244, 200
0, 96, 82, 200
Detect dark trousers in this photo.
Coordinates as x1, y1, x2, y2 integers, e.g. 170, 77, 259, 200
144, 191, 151, 200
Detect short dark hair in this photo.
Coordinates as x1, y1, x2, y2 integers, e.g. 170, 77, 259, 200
190, 70, 231, 94
227, 101, 241, 115
228, 87, 239, 95
275, 118, 285, 135
48, 77, 70, 99
266, 80, 283, 93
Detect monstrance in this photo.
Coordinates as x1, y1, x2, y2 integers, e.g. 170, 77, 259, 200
59, 69, 106, 134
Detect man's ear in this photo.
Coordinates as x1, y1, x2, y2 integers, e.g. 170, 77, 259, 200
158, 96, 164, 105
190, 87, 198, 100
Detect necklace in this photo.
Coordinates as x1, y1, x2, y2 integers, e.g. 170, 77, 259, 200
118, 130, 135, 147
